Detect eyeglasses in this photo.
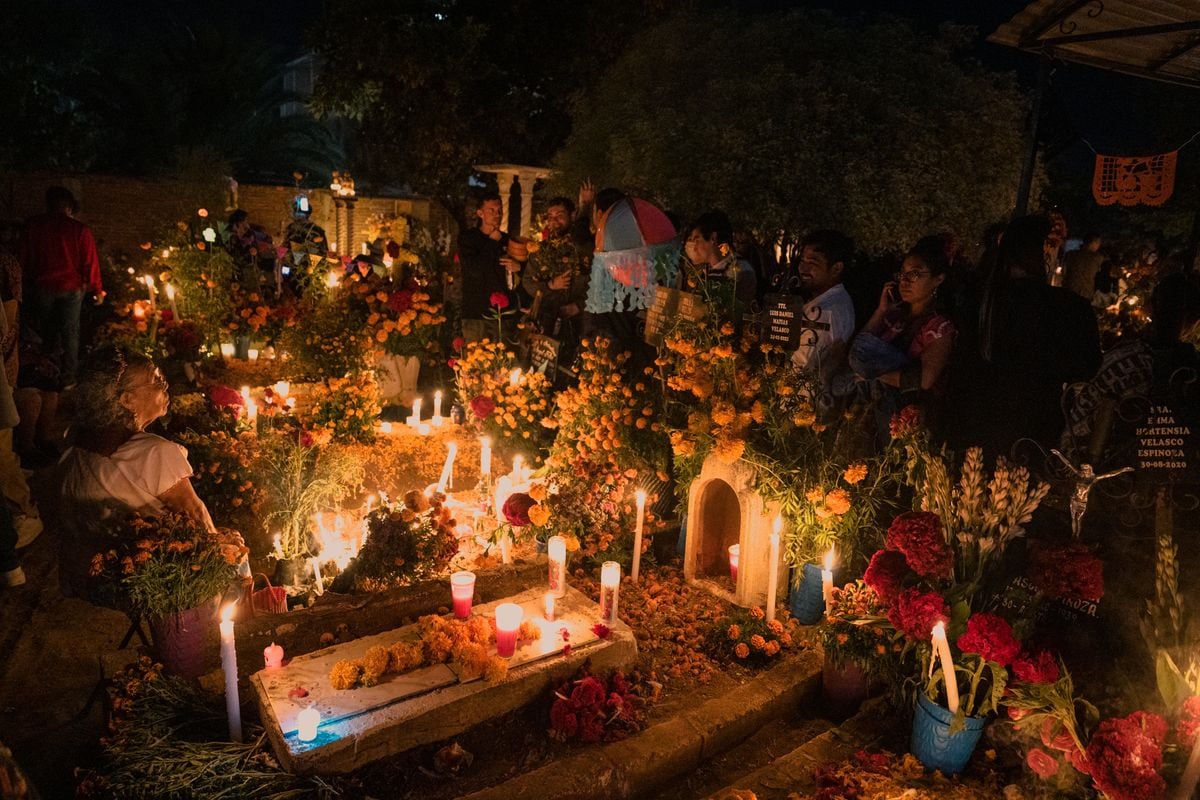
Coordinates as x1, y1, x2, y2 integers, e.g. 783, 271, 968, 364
894, 270, 931, 284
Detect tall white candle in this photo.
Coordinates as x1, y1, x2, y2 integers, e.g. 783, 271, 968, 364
765, 516, 782, 623
437, 441, 458, 493
600, 561, 621, 625
631, 489, 647, 582
548, 535, 567, 598
822, 548, 835, 616
513, 454, 523, 477
509, 368, 521, 387
1176, 713, 1200, 800
931, 621, 960, 714
480, 436, 492, 478
240, 385, 251, 404
411, 397, 422, 426
310, 557, 324, 595
433, 390, 444, 426
219, 604, 242, 742
246, 399, 258, 423
165, 283, 181, 320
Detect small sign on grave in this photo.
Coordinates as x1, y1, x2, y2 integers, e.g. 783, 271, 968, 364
1134, 403, 1197, 482
526, 333, 560, 377
644, 287, 705, 346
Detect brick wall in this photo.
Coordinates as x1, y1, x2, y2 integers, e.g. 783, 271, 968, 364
0, 172, 457, 262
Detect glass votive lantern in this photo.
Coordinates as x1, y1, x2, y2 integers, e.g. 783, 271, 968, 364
450, 571, 476, 619
548, 535, 567, 598
494, 602, 523, 658
599, 561, 620, 625
728, 544, 740, 583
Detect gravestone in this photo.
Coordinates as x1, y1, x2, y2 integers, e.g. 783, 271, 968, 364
526, 333, 560, 378
644, 287, 705, 346
761, 293, 829, 350
1134, 403, 1198, 483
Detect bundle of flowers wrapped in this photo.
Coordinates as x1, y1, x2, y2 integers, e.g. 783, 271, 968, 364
88, 512, 246, 618
452, 339, 552, 451
549, 666, 654, 744
819, 580, 898, 678
351, 273, 446, 359
345, 490, 459, 591
709, 605, 798, 666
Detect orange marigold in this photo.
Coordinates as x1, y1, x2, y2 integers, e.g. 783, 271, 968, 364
735, 643, 750, 659
750, 634, 767, 651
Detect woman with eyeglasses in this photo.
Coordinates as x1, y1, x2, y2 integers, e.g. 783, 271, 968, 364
849, 236, 957, 440
56, 346, 218, 596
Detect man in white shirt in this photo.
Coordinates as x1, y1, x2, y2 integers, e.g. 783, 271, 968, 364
790, 230, 856, 398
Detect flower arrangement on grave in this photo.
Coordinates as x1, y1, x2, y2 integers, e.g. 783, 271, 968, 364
819, 580, 900, 680
548, 665, 655, 744
328, 613, 541, 689
149, 228, 238, 352
224, 284, 274, 337
348, 270, 445, 359
162, 319, 203, 363
260, 429, 364, 560
88, 512, 246, 618
708, 605, 798, 666
452, 339, 552, 452
300, 372, 383, 445
366, 211, 443, 284
345, 490, 459, 591
282, 297, 375, 382
175, 429, 265, 534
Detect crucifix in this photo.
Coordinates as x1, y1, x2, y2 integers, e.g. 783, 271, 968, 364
1050, 449, 1133, 538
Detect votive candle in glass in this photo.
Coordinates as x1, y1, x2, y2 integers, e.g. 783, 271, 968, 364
599, 561, 620, 625
220, 342, 235, 358
297, 706, 320, 742
450, 571, 476, 619
548, 535, 567, 598
495, 602, 523, 658
728, 544, 740, 583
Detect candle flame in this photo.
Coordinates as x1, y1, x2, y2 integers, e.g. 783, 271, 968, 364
635, 489, 646, 506
435, 389, 443, 400
221, 603, 236, 623
772, 515, 783, 537
823, 548, 835, 572
509, 368, 522, 386
932, 620, 946, 636
165, 283, 176, 300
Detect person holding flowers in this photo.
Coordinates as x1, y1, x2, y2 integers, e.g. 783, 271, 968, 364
459, 192, 520, 343
56, 346, 222, 597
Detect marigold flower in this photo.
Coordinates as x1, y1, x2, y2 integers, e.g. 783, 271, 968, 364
749, 606, 764, 620
735, 643, 750, 659
750, 634, 767, 651
727, 624, 741, 640
843, 463, 868, 485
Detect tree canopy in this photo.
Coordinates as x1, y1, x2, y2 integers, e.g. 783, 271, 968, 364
550, 10, 1029, 254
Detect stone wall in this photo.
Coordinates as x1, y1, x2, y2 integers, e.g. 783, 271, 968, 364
0, 172, 457, 260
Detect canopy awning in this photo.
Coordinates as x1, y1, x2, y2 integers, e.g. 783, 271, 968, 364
989, 0, 1200, 89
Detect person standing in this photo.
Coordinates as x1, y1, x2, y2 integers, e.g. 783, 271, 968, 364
18, 187, 103, 384
790, 229, 857, 405
523, 197, 589, 366
1063, 234, 1104, 300
684, 210, 757, 314
458, 192, 519, 343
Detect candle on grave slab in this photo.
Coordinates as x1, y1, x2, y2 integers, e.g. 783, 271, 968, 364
930, 621, 960, 714
437, 441, 458, 493
408, 397, 422, 427
544, 592, 556, 622
728, 544, 739, 583
822, 548, 836, 616
310, 557, 324, 594
480, 436, 492, 478
599, 561, 621, 625
500, 533, 513, 565
297, 705, 320, 742
246, 399, 258, 423
509, 368, 521, 387
548, 535, 567, 598
433, 390, 444, 426
240, 386, 251, 404
264, 641, 284, 669
248, 348, 259, 362
1176, 710, 1200, 800
765, 516, 782, 624
494, 602, 523, 658
219, 604, 242, 742
381, 421, 392, 434
220, 342, 235, 359
631, 489, 647, 582
274, 381, 290, 401
450, 571, 476, 619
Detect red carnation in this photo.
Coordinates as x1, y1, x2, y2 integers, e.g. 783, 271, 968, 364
452, 337, 466, 351
388, 289, 413, 313
885, 512, 952, 579
887, 587, 947, 642
889, 406, 923, 438
1029, 543, 1104, 602
956, 612, 1021, 666
863, 549, 909, 603
1040, 718, 1077, 753
470, 395, 495, 419
502, 493, 535, 527
489, 292, 510, 310
1177, 696, 1200, 748
549, 700, 578, 740
1082, 712, 1167, 800
1013, 650, 1060, 684
447, 358, 458, 369
207, 384, 243, 410
1026, 747, 1060, 780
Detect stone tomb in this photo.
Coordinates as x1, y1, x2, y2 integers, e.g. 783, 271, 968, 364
251, 585, 637, 774
684, 453, 786, 609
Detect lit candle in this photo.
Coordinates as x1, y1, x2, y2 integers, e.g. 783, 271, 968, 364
165, 283, 181, 319
822, 548, 835, 617
297, 705, 320, 742
930, 621, 960, 714
380, 421, 392, 434
240, 385, 251, 404
544, 592, 556, 622
326, 270, 340, 289
509, 368, 521, 387
480, 436, 492, 478
494, 602, 523, 658
220, 342, 235, 359
765, 516, 781, 623
246, 399, 258, 423
433, 390, 444, 426
499, 533, 512, 565
437, 441, 458, 493
631, 489, 647, 582
264, 641, 284, 669
1176, 707, 1200, 800
728, 544, 739, 583
361, 242, 368, 256
274, 381, 290, 400
219, 604, 242, 742
248, 348, 259, 362
548, 535, 567, 598
161, 248, 171, 259
450, 571, 476, 619
409, 397, 422, 427
599, 561, 621, 625
143, 275, 157, 309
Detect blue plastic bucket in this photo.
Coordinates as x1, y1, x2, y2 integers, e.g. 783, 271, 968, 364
788, 562, 825, 624
910, 692, 987, 775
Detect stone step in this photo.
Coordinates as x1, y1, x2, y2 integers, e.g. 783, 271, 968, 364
457, 648, 824, 800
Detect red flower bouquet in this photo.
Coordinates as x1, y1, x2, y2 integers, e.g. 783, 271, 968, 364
549, 667, 649, 744
885, 512, 951, 579
956, 613, 1020, 666
1078, 712, 1167, 800
887, 587, 948, 642
863, 549, 908, 602
502, 492, 535, 527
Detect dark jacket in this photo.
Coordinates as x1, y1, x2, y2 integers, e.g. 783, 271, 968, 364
458, 227, 511, 319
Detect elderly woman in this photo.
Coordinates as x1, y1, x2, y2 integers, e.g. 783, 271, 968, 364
57, 346, 216, 595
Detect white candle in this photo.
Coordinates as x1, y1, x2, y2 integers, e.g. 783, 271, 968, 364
766, 516, 782, 623
1176, 706, 1200, 799
143, 275, 157, 309
433, 390, 444, 425
274, 381, 290, 400
219, 604, 242, 742
600, 561, 621, 625
361, 242, 368, 256
326, 270, 340, 289
481, 436, 492, 478
544, 591, 556, 622
165, 283, 181, 319
240, 385, 251, 403
509, 368, 521, 387
310, 557, 324, 595
246, 399, 258, 423
500, 533, 512, 565
513, 455, 523, 479
822, 548, 835, 616
631, 489, 647, 582
297, 705, 320, 742
548, 535, 567, 598
437, 441, 458, 493
381, 421, 392, 434
931, 621, 960, 714
220, 342, 235, 358
409, 397, 422, 427
248, 348, 259, 362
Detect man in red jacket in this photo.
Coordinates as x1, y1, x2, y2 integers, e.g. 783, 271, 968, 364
18, 187, 103, 384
